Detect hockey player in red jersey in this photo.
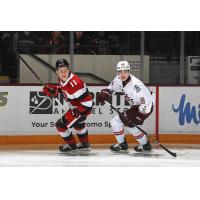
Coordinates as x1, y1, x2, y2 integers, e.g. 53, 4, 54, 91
98, 61, 155, 153
43, 59, 93, 152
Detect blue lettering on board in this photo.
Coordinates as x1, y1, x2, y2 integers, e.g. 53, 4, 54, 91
172, 94, 200, 126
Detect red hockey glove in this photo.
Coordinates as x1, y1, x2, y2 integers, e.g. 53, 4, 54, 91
97, 89, 112, 105
43, 85, 62, 97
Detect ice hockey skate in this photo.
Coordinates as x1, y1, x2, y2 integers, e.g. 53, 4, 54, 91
110, 141, 129, 153
59, 144, 77, 154
134, 141, 152, 152
77, 142, 91, 151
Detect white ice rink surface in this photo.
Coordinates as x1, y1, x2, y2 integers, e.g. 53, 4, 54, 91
0, 146, 200, 166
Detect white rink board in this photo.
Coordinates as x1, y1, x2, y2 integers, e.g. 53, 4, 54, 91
0, 86, 156, 135
159, 87, 200, 134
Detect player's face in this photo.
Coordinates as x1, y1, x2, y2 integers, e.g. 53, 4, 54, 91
56, 67, 69, 81
118, 70, 129, 81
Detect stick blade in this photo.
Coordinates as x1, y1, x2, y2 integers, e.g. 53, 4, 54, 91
159, 144, 177, 157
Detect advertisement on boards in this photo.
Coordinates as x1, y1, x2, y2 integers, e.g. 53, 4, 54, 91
0, 86, 156, 135
159, 87, 200, 134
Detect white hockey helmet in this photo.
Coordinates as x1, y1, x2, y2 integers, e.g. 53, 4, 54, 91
116, 61, 130, 72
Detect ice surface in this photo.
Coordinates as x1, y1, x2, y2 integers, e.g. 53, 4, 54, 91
0, 146, 199, 167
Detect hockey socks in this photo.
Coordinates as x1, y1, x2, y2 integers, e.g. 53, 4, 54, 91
76, 128, 91, 151
114, 129, 125, 144
126, 126, 148, 145
134, 132, 148, 145
76, 128, 89, 144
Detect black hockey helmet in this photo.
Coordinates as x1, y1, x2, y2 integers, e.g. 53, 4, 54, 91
55, 59, 69, 70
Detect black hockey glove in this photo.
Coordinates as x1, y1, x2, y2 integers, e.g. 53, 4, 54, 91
71, 108, 80, 118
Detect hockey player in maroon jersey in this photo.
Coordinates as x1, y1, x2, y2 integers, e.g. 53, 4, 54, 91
98, 61, 155, 153
43, 59, 93, 152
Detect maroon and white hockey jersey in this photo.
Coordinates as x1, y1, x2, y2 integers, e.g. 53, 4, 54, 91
58, 72, 93, 115
107, 74, 155, 114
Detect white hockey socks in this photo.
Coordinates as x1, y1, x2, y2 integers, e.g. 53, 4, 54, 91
114, 129, 125, 144
111, 115, 126, 144
126, 127, 148, 145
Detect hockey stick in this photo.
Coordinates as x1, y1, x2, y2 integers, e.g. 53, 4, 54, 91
105, 101, 177, 157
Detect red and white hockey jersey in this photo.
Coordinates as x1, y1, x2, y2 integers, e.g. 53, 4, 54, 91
58, 72, 93, 115
107, 74, 155, 114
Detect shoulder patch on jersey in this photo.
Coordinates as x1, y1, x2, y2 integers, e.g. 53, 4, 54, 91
135, 85, 141, 93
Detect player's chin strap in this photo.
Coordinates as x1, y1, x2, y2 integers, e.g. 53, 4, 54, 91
105, 101, 177, 158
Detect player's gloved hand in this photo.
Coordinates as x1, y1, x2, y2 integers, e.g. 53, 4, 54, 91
120, 106, 144, 127
71, 108, 80, 118
43, 85, 62, 97
119, 111, 134, 127
97, 89, 111, 105
126, 106, 144, 125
